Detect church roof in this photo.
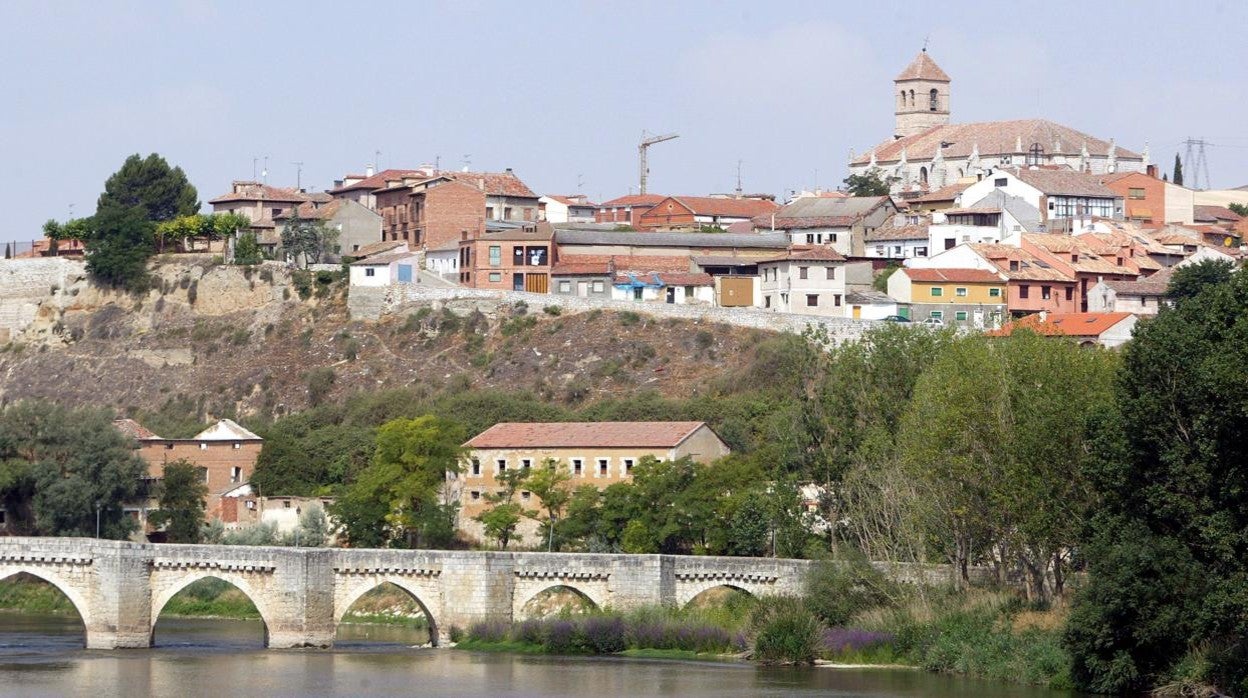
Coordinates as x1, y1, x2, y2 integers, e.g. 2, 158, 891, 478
896, 51, 950, 82
853, 119, 1142, 166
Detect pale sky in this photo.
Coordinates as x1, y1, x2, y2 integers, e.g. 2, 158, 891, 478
3, 0, 1247, 243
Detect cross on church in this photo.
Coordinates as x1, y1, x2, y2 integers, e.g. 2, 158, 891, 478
922, 35, 930, 52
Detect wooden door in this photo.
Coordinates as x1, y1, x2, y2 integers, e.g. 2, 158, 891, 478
525, 273, 549, 294
719, 277, 754, 307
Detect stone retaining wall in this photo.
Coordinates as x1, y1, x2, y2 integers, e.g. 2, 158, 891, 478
349, 284, 877, 343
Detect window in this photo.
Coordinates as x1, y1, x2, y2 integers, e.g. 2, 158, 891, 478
833, 294, 842, 307
558, 280, 571, 293
633, 287, 643, 300
894, 245, 902, 255
806, 294, 819, 307
764, 296, 772, 308
521, 491, 531, 501
513, 246, 525, 265
930, 287, 943, 297
199, 443, 208, 450
489, 245, 501, 266
504, 207, 514, 220
470, 490, 481, 501
1128, 188, 1146, 200
915, 247, 927, 256
624, 458, 634, 475
1065, 287, 1073, 301
1009, 261, 1020, 271
486, 206, 495, 219
989, 287, 1002, 297
929, 88, 939, 111
1041, 285, 1052, 300
521, 459, 532, 470
1020, 285, 1030, 299
592, 281, 604, 293
994, 178, 1009, 187
955, 311, 968, 321
597, 458, 609, 476
930, 310, 944, 319
955, 287, 967, 297
572, 459, 583, 476
230, 466, 242, 483
471, 459, 481, 476
826, 267, 835, 280
272, 208, 282, 217
875, 245, 885, 255
365, 268, 376, 277
805, 233, 815, 244
496, 459, 507, 473
233, 442, 241, 449
799, 266, 808, 280
488, 272, 502, 283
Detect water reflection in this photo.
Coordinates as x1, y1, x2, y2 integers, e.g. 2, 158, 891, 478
0, 613, 1077, 697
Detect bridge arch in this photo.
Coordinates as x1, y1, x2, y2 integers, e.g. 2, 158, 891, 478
0, 568, 92, 638
514, 583, 604, 620
333, 576, 440, 646
681, 583, 754, 609
149, 572, 274, 645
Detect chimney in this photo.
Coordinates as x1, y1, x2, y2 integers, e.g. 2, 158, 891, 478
365, 165, 374, 177
1146, 164, 1158, 178
505, 167, 513, 174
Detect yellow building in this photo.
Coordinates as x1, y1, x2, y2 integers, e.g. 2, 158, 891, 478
887, 267, 1008, 327
455, 421, 730, 545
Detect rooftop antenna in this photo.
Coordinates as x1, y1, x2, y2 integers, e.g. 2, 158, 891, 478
291, 161, 304, 190
923, 35, 930, 52
434, 155, 441, 171
252, 157, 258, 180
639, 130, 679, 194
735, 160, 743, 197
374, 150, 382, 172
461, 154, 472, 172
577, 173, 585, 192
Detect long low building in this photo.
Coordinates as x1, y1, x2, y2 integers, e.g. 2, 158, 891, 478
454, 421, 730, 546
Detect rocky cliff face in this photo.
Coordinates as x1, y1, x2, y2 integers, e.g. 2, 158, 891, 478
0, 257, 758, 423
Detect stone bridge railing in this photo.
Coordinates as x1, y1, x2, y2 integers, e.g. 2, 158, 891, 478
0, 538, 816, 649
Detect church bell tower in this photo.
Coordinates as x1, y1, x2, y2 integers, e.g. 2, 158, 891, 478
894, 49, 950, 139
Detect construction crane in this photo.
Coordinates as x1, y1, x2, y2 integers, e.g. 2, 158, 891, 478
638, 131, 679, 195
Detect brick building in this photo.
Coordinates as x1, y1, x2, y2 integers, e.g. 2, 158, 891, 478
455, 421, 730, 545
595, 194, 667, 228
115, 418, 263, 523
457, 224, 554, 292
637, 196, 779, 231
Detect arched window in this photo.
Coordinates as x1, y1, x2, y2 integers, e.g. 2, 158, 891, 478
899, 90, 906, 109
909, 90, 915, 107
919, 166, 929, 185
929, 88, 939, 111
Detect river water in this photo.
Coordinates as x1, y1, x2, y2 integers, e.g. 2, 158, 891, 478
0, 613, 1076, 697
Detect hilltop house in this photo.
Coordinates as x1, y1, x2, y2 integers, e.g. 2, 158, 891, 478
886, 267, 1007, 327
761, 196, 898, 256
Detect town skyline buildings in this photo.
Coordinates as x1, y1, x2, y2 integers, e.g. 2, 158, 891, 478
4, 0, 1247, 244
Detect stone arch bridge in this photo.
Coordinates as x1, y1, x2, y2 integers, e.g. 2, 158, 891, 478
0, 537, 811, 649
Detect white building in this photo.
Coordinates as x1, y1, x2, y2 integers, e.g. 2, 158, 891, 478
849, 51, 1146, 194
611, 272, 716, 305
757, 247, 852, 316
348, 244, 422, 287
956, 167, 1123, 232
927, 190, 1044, 252
540, 194, 598, 224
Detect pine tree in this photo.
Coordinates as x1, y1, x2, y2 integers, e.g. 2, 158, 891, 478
1172, 153, 1184, 186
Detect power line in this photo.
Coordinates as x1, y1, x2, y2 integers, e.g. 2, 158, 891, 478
1182, 138, 1211, 190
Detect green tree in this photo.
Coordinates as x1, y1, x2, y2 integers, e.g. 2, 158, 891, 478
475, 468, 525, 549
330, 415, 464, 548
1228, 202, 1248, 217
842, 168, 897, 197
521, 458, 572, 551
233, 231, 263, 265
1172, 153, 1184, 186
83, 203, 156, 289
97, 153, 199, 223
0, 402, 145, 538
148, 459, 208, 543
280, 213, 339, 267
1066, 270, 1248, 695
1167, 258, 1235, 303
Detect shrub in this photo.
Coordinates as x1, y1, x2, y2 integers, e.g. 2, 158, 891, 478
305, 367, 336, 406
543, 618, 583, 654
750, 597, 822, 665
805, 554, 897, 627
543, 305, 562, 316
468, 619, 509, 643
582, 615, 627, 654
694, 330, 714, 350
448, 625, 464, 643
514, 618, 545, 645
821, 628, 895, 656
618, 311, 641, 326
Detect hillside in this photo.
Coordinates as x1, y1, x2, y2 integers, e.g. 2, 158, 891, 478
0, 258, 771, 427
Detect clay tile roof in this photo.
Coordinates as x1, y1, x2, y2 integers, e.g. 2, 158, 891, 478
896, 50, 950, 82
350, 250, 419, 266
599, 194, 668, 208
329, 169, 430, 194
1106, 267, 1173, 296
275, 199, 346, 220
865, 223, 930, 242
852, 119, 1141, 166
209, 182, 310, 204
464, 421, 710, 449
353, 240, 406, 257
439, 170, 538, 198
968, 243, 1075, 281
1011, 169, 1119, 197
1193, 205, 1243, 223
193, 419, 263, 441
910, 182, 971, 203
551, 261, 611, 275
613, 255, 694, 273
991, 312, 1134, 338
760, 246, 847, 263
658, 196, 780, 219
767, 196, 889, 229
903, 268, 1003, 283
114, 418, 162, 441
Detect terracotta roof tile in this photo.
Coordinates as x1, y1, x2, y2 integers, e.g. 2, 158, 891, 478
650, 196, 780, 219
464, 421, 710, 449
1193, 205, 1242, 223
329, 169, 431, 194
1011, 169, 1119, 197
865, 223, 930, 242
599, 194, 668, 208
910, 182, 971, 203
968, 243, 1075, 282
209, 181, 310, 204
114, 418, 162, 441
896, 51, 950, 82
991, 312, 1134, 338
760, 246, 847, 263
853, 119, 1142, 165
903, 268, 1003, 283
